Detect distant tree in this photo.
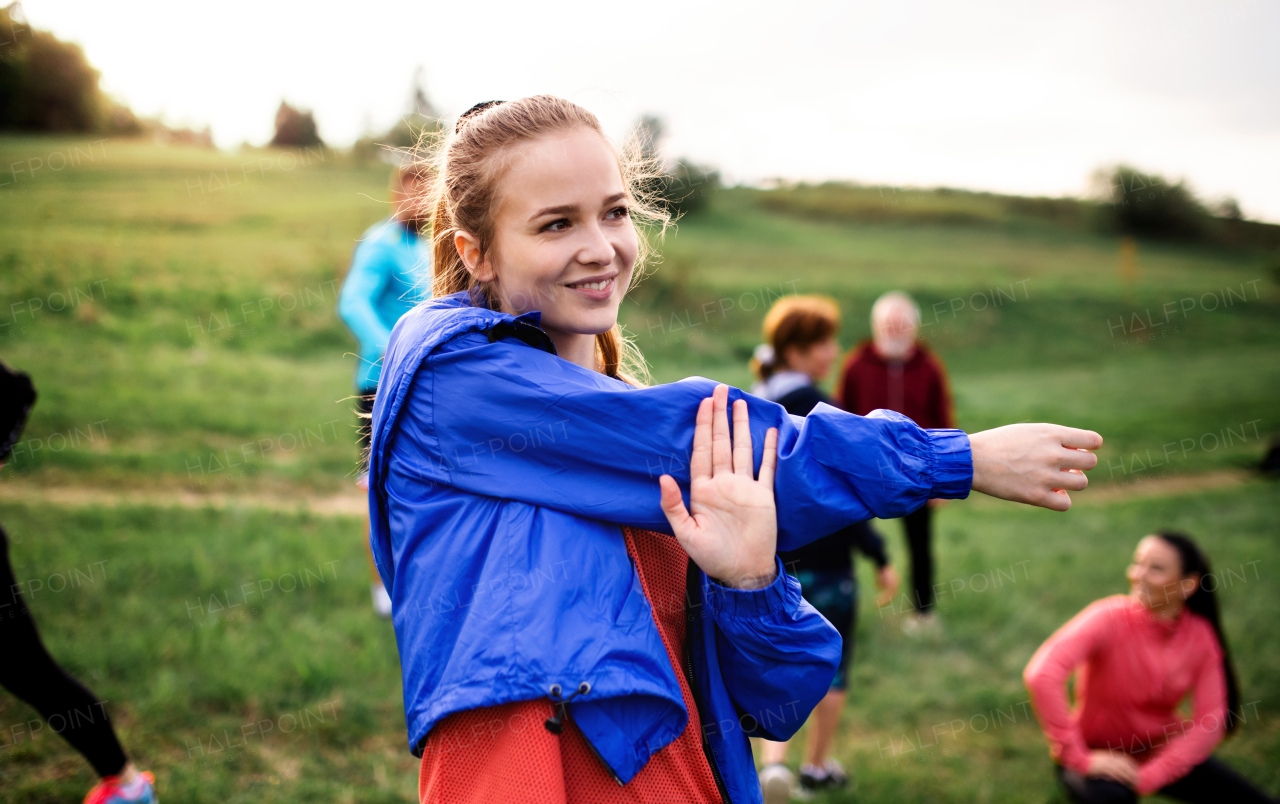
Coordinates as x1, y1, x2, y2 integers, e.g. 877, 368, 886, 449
0, 2, 104, 131
628, 113, 718, 218
270, 100, 322, 148
352, 69, 443, 164
1212, 196, 1243, 221
1093, 165, 1209, 240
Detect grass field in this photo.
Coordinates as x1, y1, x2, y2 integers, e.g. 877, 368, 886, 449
0, 136, 1277, 802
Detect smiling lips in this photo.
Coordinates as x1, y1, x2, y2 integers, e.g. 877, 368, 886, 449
566, 275, 616, 298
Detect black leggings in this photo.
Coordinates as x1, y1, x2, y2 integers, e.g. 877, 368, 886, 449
902, 505, 934, 612
1057, 757, 1278, 803
0, 523, 127, 777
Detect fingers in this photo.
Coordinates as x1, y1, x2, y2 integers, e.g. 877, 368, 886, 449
711, 384, 732, 475
1057, 467, 1089, 492
658, 474, 692, 534
732, 399, 753, 477
1059, 447, 1099, 472
1058, 426, 1103, 451
1040, 489, 1072, 512
758, 428, 778, 488
689, 397, 713, 481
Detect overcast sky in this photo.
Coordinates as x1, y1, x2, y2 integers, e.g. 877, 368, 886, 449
22, 0, 1280, 220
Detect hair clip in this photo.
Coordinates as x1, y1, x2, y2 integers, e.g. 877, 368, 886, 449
456, 100, 506, 133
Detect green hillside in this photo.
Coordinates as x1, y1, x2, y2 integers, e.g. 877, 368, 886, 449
0, 136, 1276, 802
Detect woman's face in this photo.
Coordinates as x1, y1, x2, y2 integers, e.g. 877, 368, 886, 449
1127, 536, 1198, 613
465, 127, 637, 360
785, 337, 840, 382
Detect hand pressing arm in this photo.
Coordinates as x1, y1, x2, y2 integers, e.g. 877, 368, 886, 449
658, 386, 779, 589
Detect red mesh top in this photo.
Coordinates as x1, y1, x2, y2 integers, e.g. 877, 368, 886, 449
418, 528, 723, 803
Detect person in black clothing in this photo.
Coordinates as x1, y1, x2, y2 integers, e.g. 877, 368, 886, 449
749, 296, 900, 801
0, 360, 157, 803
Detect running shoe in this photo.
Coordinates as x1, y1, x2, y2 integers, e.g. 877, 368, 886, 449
822, 757, 850, 788
759, 762, 794, 804
84, 770, 157, 804
371, 582, 392, 618
901, 611, 942, 637
799, 758, 850, 791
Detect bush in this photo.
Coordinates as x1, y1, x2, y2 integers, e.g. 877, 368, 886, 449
270, 100, 322, 148
1094, 165, 1210, 240
629, 114, 719, 219
0, 2, 103, 132
658, 161, 719, 218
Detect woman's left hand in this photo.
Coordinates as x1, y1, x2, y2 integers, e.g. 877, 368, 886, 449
660, 384, 780, 590
874, 565, 900, 607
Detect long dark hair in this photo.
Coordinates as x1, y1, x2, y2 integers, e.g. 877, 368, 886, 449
1154, 531, 1242, 735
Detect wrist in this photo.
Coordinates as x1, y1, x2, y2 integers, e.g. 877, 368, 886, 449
928, 428, 973, 499
715, 563, 779, 591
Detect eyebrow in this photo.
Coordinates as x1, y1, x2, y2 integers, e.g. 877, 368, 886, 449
530, 192, 627, 221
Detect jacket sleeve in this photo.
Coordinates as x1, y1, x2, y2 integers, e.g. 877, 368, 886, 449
395, 332, 972, 551
1023, 598, 1118, 776
338, 241, 394, 354
1135, 628, 1227, 795
705, 555, 842, 740
852, 523, 890, 569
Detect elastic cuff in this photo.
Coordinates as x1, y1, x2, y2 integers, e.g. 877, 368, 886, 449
927, 428, 972, 499
707, 555, 794, 619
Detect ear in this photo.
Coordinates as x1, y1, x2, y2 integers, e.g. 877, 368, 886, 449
454, 230, 495, 282
780, 344, 803, 369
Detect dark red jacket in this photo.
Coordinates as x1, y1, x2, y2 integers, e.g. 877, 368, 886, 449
836, 341, 954, 430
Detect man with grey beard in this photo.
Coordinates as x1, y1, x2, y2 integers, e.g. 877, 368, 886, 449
836, 292, 955, 632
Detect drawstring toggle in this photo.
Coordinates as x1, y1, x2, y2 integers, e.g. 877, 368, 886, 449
544, 682, 591, 735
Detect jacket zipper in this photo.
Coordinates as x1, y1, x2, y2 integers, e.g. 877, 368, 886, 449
578, 720, 625, 786
685, 558, 732, 803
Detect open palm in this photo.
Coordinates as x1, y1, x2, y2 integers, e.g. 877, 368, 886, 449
659, 384, 780, 590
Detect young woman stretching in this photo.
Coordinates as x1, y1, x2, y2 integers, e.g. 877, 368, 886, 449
1025, 532, 1276, 803
365, 95, 1102, 803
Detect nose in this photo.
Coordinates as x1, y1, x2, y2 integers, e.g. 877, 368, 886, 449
576, 220, 617, 267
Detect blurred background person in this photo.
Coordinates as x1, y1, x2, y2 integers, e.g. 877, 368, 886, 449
0, 360, 157, 804
337, 161, 431, 617
1024, 532, 1276, 804
749, 296, 900, 801
837, 291, 954, 632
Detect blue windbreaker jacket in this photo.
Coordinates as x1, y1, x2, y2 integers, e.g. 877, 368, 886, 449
367, 291, 972, 803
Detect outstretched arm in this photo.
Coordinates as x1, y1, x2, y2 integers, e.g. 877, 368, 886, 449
388, 332, 1101, 550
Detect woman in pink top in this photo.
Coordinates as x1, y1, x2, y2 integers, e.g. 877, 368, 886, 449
1024, 532, 1274, 803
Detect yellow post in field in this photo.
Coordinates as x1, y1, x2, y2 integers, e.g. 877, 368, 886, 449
1119, 236, 1139, 282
